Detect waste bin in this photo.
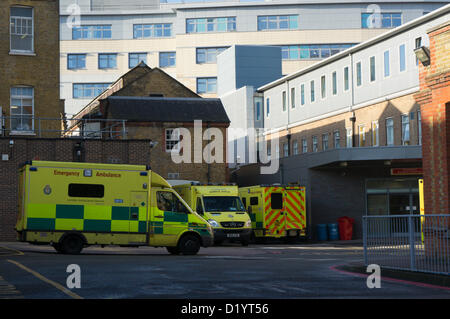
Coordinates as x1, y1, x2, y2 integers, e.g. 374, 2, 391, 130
316, 224, 328, 241
327, 223, 339, 241
338, 216, 354, 240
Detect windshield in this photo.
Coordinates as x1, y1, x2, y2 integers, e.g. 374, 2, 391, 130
202, 196, 245, 212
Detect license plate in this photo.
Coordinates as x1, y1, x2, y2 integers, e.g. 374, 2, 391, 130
227, 233, 240, 238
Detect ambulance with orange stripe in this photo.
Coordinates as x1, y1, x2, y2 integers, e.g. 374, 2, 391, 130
239, 185, 306, 240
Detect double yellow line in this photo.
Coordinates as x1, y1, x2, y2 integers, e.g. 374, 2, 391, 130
2, 245, 83, 299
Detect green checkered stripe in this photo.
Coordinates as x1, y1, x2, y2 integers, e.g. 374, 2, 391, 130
248, 212, 263, 229
26, 203, 147, 233
149, 211, 209, 235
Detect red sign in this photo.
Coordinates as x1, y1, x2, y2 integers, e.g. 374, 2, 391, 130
390, 168, 423, 176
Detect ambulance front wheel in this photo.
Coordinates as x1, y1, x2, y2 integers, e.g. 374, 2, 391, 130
60, 234, 84, 255
178, 234, 201, 255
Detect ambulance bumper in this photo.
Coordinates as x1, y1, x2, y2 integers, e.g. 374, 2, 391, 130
213, 228, 253, 243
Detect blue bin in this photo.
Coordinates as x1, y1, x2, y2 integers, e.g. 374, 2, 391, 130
316, 224, 328, 241
327, 223, 339, 241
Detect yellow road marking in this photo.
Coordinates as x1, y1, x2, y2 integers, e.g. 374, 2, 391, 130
0, 246, 24, 256
7, 259, 83, 299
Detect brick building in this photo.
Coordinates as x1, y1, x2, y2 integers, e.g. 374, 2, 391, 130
0, 0, 62, 137
70, 63, 230, 183
233, 6, 450, 239
414, 20, 450, 215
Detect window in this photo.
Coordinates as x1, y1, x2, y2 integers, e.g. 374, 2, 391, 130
332, 72, 337, 95
280, 44, 356, 60
186, 17, 236, 33
250, 197, 258, 206
399, 44, 406, 72
418, 110, 422, 145
266, 98, 270, 116
129, 53, 147, 68
157, 191, 189, 214
255, 101, 261, 121
165, 128, 180, 152
10, 87, 33, 132
197, 78, 217, 94
322, 133, 329, 151
72, 25, 111, 40
258, 15, 298, 31
291, 87, 295, 109
334, 131, 340, 149
359, 125, 366, 147
160, 52, 176, 68
384, 50, 390, 77
283, 143, 289, 157
415, 37, 422, 66
68, 54, 86, 70
293, 140, 299, 155
361, 13, 402, 29
10, 6, 33, 53
282, 91, 287, 111
133, 24, 171, 38
68, 184, 104, 198
98, 53, 117, 69
271, 193, 283, 209
321, 75, 326, 99
370, 56, 376, 82
356, 62, 362, 86
196, 197, 204, 215
346, 128, 353, 148
300, 84, 305, 106
344, 67, 349, 91
312, 136, 318, 152
302, 138, 307, 153
372, 121, 379, 147
401, 114, 410, 145
73, 83, 110, 99
386, 118, 394, 146
310, 80, 315, 102
196, 47, 228, 64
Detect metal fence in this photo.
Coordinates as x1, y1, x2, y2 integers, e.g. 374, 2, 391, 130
0, 116, 128, 139
363, 214, 450, 275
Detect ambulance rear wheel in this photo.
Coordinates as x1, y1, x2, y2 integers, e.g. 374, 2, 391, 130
166, 246, 180, 255
61, 235, 84, 255
178, 234, 201, 255
53, 243, 63, 253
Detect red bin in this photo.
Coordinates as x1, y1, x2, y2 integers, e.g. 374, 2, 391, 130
338, 216, 354, 240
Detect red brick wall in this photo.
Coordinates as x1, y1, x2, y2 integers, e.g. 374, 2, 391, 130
414, 21, 450, 215
0, 138, 152, 241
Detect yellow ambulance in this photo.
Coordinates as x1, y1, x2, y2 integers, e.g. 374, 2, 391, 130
172, 183, 252, 245
15, 161, 213, 255
239, 185, 306, 240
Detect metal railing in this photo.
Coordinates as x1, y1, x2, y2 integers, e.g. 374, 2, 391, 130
363, 214, 450, 275
0, 116, 128, 139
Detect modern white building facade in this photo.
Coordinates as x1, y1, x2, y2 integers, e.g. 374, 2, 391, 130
59, 0, 447, 116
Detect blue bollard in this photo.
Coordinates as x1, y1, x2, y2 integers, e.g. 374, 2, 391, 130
316, 224, 328, 241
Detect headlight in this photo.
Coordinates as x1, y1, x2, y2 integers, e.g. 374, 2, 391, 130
245, 220, 252, 228
208, 219, 220, 227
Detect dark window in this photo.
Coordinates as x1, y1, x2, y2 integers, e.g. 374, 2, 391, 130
271, 193, 283, 209
196, 197, 204, 215
250, 197, 258, 206
68, 184, 104, 198
242, 197, 247, 207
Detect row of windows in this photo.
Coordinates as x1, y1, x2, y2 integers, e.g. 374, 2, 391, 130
71, 13, 405, 40
67, 52, 176, 70
266, 41, 418, 117
281, 44, 356, 60
268, 112, 422, 158
72, 76, 217, 99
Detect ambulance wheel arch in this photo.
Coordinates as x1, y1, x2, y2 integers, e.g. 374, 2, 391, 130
57, 232, 87, 254
176, 231, 202, 255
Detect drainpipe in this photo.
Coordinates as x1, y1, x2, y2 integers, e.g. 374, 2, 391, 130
349, 52, 356, 147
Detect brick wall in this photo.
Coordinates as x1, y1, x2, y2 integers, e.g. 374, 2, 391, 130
0, 1, 61, 137
414, 21, 450, 215
0, 137, 153, 241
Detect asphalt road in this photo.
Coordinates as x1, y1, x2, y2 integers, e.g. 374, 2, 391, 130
0, 241, 449, 300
